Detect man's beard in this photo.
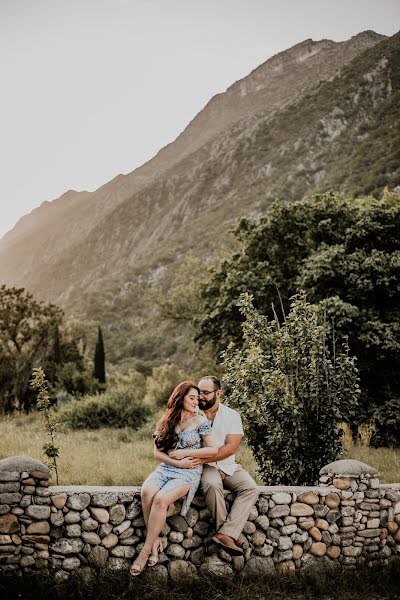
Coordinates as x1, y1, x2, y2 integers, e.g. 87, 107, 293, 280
199, 395, 217, 410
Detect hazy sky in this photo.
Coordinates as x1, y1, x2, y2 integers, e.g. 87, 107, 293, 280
1, 0, 399, 239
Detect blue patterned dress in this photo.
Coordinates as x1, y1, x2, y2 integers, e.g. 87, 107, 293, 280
143, 419, 212, 516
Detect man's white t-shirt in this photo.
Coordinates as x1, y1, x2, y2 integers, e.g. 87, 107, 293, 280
204, 402, 244, 476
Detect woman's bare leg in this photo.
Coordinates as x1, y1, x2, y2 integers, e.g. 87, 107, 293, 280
141, 481, 162, 564
141, 481, 160, 528
131, 484, 190, 573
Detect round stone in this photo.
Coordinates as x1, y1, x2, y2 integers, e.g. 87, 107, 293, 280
168, 559, 197, 580
297, 492, 319, 505
0, 513, 19, 534
255, 515, 270, 531
82, 531, 101, 545
51, 494, 67, 509
243, 556, 275, 577
200, 556, 233, 576
66, 494, 90, 511
271, 492, 291, 505
88, 545, 108, 568
169, 531, 184, 543
325, 493, 340, 509
64, 511, 80, 524
82, 518, 99, 532
291, 503, 314, 517
278, 536, 293, 551
26, 521, 50, 535
292, 544, 303, 560
326, 545, 341, 559
333, 478, 351, 490
243, 521, 256, 534
109, 504, 126, 525
52, 537, 84, 555
101, 533, 118, 548
166, 543, 185, 559
309, 527, 322, 542
310, 542, 326, 557
251, 530, 266, 546
62, 557, 81, 570
89, 507, 110, 523
25, 505, 51, 520
277, 560, 295, 574
298, 517, 315, 530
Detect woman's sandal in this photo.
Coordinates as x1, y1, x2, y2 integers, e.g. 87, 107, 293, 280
130, 549, 151, 577
147, 538, 163, 567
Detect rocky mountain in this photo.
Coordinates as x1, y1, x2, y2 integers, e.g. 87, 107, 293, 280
1, 30, 399, 373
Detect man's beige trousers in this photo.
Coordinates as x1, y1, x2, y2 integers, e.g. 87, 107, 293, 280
201, 464, 259, 541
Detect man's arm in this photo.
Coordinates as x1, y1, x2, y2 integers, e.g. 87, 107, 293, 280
191, 434, 242, 465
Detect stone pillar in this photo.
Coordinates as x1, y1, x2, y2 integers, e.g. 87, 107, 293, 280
0, 456, 51, 574
319, 459, 399, 567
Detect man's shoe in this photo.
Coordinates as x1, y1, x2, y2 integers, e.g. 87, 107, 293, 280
212, 533, 243, 556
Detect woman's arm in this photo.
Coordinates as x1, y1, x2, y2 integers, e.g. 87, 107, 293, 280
169, 434, 218, 460
153, 445, 198, 468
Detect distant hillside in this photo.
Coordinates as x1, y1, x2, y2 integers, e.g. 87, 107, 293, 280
1, 30, 399, 373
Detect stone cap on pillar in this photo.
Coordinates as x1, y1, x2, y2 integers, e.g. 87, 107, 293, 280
0, 455, 50, 479
319, 459, 378, 478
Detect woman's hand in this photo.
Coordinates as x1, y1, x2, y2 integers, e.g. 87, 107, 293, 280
169, 449, 188, 459
178, 457, 200, 469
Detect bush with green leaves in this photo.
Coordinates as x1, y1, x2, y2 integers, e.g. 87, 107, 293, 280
222, 292, 360, 485
197, 189, 400, 446
57, 385, 150, 430
144, 363, 188, 408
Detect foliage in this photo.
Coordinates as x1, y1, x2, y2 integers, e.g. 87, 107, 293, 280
223, 293, 360, 485
144, 363, 188, 408
57, 385, 150, 430
30, 367, 60, 484
372, 398, 400, 447
0, 285, 63, 412
93, 326, 106, 385
197, 190, 400, 445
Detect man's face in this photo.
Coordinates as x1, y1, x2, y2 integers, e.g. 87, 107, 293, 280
198, 378, 219, 410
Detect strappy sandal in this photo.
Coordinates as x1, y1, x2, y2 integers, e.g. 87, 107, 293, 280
147, 537, 163, 567
130, 549, 151, 577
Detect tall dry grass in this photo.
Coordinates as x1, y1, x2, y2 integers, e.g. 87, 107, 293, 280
0, 414, 398, 486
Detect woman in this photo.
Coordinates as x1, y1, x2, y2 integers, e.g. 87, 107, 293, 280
130, 380, 217, 576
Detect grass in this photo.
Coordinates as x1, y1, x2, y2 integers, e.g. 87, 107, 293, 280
0, 413, 399, 486
1, 562, 400, 600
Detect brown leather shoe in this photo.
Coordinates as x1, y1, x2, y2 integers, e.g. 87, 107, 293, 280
212, 533, 243, 556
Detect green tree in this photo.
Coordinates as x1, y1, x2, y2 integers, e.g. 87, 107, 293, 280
223, 293, 360, 485
93, 326, 106, 385
0, 285, 63, 412
196, 190, 400, 444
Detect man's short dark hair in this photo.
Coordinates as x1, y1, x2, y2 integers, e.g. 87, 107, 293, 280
201, 375, 221, 390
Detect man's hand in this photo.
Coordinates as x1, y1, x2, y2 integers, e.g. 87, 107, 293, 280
169, 449, 188, 460
178, 457, 202, 469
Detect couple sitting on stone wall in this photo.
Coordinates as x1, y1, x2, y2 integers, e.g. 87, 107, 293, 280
130, 376, 259, 576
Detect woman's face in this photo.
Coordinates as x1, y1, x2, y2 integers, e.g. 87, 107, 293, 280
182, 387, 199, 414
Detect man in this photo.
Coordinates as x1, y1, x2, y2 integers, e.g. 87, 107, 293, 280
196, 375, 259, 556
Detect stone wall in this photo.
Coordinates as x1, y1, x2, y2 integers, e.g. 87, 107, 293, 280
0, 456, 399, 581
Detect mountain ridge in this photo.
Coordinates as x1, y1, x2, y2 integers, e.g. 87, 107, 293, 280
1, 30, 398, 371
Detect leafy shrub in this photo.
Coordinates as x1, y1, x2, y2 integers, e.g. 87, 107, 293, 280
57, 385, 150, 430
223, 292, 360, 485
371, 398, 400, 447
144, 363, 187, 408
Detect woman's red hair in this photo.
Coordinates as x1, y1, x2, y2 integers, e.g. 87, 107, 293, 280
154, 381, 199, 451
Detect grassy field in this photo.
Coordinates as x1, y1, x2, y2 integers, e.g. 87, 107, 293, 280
0, 413, 399, 486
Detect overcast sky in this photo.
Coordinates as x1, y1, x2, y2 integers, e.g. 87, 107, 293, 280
0, 0, 399, 239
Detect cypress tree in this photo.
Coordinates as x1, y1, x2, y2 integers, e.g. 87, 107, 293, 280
93, 326, 106, 385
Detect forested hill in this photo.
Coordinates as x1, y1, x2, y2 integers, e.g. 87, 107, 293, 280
1, 30, 399, 372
